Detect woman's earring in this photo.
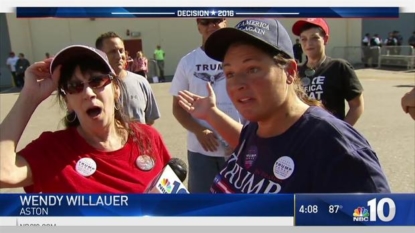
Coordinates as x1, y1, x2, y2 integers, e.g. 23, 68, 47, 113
286, 79, 293, 84
65, 112, 77, 122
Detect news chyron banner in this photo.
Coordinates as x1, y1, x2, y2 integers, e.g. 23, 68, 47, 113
15, 7, 399, 18
295, 194, 415, 226
0, 194, 414, 226
0, 194, 294, 226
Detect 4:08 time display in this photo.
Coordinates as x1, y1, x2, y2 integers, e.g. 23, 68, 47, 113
298, 205, 318, 214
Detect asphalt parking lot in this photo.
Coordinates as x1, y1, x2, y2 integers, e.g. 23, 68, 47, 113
0, 68, 414, 193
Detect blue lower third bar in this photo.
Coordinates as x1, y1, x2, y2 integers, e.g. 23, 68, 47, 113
295, 194, 415, 226
0, 194, 294, 217
16, 7, 400, 18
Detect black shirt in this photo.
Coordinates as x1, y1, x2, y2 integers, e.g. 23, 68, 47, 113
15, 58, 30, 75
293, 43, 302, 56
299, 57, 363, 120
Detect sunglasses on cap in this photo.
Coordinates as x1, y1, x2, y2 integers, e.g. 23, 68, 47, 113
198, 18, 225, 26
61, 74, 113, 95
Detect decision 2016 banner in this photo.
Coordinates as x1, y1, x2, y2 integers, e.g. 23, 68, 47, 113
15, 7, 399, 18
0, 194, 413, 226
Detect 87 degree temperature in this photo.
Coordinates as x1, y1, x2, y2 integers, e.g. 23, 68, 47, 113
329, 205, 343, 213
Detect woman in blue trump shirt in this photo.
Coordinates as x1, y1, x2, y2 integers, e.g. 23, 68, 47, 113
177, 18, 391, 194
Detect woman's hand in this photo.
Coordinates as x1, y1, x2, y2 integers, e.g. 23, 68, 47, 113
21, 58, 61, 104
177, 82, 217, 121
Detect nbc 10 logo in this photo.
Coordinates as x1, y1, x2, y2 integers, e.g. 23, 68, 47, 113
353, 198, 396, 222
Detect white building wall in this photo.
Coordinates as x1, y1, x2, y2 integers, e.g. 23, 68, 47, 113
6, 13, 362, 77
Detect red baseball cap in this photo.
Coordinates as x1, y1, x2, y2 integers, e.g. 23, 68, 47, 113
292, 18, 330, 36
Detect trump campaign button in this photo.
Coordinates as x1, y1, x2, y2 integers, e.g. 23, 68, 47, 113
75, 158, 97, 177
136, 155, 155, 171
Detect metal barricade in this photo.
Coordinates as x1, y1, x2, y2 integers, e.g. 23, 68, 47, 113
331, 45, 415, 70
331, 46, 381, 67
378, 46, 415, 69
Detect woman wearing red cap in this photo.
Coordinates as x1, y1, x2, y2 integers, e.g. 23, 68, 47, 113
292, 18, 364, 126
0, 45, 171, 193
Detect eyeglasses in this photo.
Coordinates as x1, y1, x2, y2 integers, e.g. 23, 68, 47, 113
61, 74, 113, 95
198, 18, 225, 26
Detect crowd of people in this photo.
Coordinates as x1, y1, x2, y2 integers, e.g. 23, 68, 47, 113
361, 30, 415, 67
1, 17, 413, 194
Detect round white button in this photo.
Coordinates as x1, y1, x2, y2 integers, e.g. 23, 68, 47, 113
273, 156, 295, 180
136, 155, 155, 171
75, 158, 97, 177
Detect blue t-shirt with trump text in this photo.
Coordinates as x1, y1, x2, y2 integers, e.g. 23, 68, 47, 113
210, 106, 391, 194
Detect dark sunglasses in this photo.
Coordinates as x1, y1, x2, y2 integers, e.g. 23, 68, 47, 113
61, 74, 113, 95
198, 18, 225, 26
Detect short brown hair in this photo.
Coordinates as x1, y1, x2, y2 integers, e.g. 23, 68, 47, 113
95, 31, 122, 50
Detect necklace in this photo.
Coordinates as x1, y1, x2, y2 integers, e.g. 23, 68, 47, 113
304, 56, 327, 77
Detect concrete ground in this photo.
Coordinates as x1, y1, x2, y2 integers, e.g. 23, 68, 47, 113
0, 68, 414, 193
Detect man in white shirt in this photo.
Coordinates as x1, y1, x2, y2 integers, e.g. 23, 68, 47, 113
170, 18, 243, 193
6, 52, 19, 87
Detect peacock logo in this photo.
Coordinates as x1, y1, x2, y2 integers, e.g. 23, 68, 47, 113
160, 178, 172, 193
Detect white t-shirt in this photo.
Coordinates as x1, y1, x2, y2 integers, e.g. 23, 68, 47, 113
170, 47, 243, 157
6, 56, 19, 72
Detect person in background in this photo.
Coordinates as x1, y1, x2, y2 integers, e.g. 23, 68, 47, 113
170, 18, 243, 193
293, 38, 303, 64
131, 51, 148, 78
15, 53, 31, 88
124, 50, 134, 71
177, 18, 390, 194
6, 52, 19, 87
384, 32, 398, 59
369, 34, 381, 67
292, 18, 364, 126
392, 30, 403, 55
154, 45, 166, 82
95, 32, 160, 125
362, 33, 371, 67
0, 45, 171, 193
